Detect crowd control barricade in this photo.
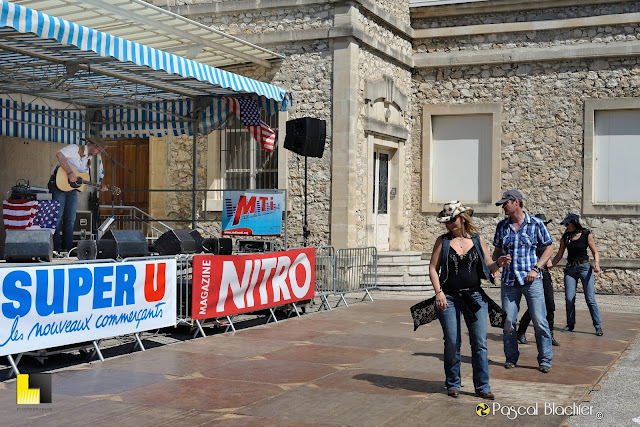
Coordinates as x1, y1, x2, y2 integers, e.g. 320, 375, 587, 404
173, 253, 230, 337
174, 253, 224, 337
313, 246, 335, 310
333, 246, 377, 307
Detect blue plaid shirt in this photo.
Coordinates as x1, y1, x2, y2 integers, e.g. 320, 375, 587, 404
493, 212, 553, 286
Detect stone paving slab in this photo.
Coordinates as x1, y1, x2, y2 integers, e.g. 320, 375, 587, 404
1, 296, 639, 426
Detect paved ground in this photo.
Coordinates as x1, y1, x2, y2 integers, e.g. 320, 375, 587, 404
1, 288, 638, 426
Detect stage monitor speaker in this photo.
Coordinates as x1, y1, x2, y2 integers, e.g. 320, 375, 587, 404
77, 240, 97, 260
202, 237, 233, 255
97, 230, 148, 259
153, 229, 202, 255
4, 229, 53, 262
74, 210, 92, 235
283, 117, 326, 158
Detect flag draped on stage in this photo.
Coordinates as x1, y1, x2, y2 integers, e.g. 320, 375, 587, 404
2, 199, 60, 233
223, 97, 277, 152
32, 200, 60, 234
2, 199, 38, 229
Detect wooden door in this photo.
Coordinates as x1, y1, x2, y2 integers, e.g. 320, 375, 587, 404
99, 138, 149, 213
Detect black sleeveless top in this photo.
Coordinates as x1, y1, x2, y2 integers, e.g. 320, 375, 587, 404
564, 229, 590, 264
442, 246, 482, 293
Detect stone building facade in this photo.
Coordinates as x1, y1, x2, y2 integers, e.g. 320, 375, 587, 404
149, 0, 640, 293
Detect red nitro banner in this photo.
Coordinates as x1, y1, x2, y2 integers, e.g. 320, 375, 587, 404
191, 248, 315, 319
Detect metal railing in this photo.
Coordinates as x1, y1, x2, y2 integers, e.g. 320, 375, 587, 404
313, 246, 335, 310
99, 205, 173, 244
332, 246, 378, 307
172, 246, 378, 330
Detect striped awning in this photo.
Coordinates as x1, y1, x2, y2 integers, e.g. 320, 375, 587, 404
0, 0, 291, 142
12, 0, 283, 70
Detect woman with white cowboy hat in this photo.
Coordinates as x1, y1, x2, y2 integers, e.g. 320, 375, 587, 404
549, 213, 603, 336
429, 201, 510, 400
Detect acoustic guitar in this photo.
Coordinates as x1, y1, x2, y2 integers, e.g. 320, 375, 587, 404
56, 165, 121, 195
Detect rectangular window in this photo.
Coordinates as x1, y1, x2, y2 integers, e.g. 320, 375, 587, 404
222, 112, 279, 190
583, 99, 640, 215
421, 103, 501, 214
594, 110, 640, 203
431, 115, 492, 203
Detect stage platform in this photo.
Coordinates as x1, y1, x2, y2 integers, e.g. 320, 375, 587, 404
1, 296, 638, 426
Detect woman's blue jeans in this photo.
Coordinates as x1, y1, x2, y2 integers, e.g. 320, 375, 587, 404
564, 263, 602, 328
436, 291, 490, 394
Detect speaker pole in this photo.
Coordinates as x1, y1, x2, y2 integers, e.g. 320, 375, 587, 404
303, 154, 310, 247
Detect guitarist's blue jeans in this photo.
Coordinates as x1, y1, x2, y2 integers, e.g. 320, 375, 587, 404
50, 185, 78, 251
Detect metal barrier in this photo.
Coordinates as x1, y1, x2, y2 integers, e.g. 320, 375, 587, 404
333, 246, 378, 308
173, 246, 377, 333
314, 246, 335, 310
173, 253, 238, 336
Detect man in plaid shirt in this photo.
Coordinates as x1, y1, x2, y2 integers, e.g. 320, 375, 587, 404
492, 190, 554, 373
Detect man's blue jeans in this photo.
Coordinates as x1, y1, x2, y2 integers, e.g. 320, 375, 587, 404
50, 186, 78, 251
436, 291, 490, 394
502, 277, 553, 367
564, 263, 602, 328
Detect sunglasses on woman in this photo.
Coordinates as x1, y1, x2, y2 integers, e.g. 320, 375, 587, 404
447, 216, 458, 224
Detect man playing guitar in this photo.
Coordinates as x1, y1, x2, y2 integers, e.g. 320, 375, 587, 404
48, 136, 109, 252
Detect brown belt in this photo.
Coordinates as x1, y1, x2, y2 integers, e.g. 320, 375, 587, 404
567, 259, 589, 267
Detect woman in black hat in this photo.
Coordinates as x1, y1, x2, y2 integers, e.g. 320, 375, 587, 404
550, 213, 603, 336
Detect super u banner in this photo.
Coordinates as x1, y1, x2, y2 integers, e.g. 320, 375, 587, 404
191, 248, 315, 319
222, 190, 283, 236
0, 260, 177, 356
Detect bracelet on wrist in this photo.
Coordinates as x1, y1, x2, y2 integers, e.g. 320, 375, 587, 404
532, 265, 540, 273
435, 290, 443, 296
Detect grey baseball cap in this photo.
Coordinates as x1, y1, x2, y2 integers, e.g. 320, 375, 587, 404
495, 189, 523, 206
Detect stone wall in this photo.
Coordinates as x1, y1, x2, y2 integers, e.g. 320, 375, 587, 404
166, 1, 411, 248
376, 0, 410, 25
411, 1, 640, 293
359, 11, 413, 58
165, 134, 210, 230
198, 4, 334, 35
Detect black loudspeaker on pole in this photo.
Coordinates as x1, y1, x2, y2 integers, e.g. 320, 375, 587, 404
283, 117, 327, 247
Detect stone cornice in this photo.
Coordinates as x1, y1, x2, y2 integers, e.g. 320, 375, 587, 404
157, 0, 413, 68
161, 0, 413, 38
363, 118, 409, 141
410, 0, 638, 19
414, 12, 640, 39
414, 40, 640, 68
240, 27, 414, 69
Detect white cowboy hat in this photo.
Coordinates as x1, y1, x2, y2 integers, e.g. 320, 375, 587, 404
436, 200, 473, 223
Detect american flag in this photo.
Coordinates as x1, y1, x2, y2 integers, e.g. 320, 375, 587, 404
2, 199, 38, 229
223, 97, 277, 152
32, 200, 60, 234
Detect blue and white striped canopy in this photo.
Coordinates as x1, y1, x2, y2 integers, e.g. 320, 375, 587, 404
0, 0, 291, 142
